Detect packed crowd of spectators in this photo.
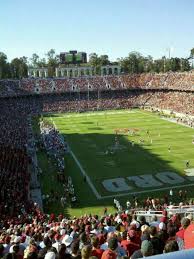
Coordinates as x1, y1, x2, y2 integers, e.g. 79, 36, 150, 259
0, 147, 30, 221
0, 200, 194, 259
0, 80, 26, 97
41, 91, 194, 116
0, 71, 194, 97
0, 89, 193, 221
0, 91, 193, 210
0, 74, 194, 258
141, 92, 194, 115
121, 71, 194, 91
0, 97, 40, 223
20, 71, 194, 93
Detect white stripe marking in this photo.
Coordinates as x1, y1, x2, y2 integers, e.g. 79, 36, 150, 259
57, 110, 134, 118
70, 150, 101, 200
100, 182, 194, 199
161, 117, 194, 129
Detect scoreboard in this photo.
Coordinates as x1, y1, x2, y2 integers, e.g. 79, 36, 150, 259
76, 52, 83, 62
60, 51, 87, 64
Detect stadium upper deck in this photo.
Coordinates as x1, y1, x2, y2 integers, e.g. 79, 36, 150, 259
0, 71, 194, 97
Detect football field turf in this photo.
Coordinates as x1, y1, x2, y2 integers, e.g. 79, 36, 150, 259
35, 109, 194, 217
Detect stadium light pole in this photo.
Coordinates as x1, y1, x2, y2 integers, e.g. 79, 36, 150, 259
97, 89, 100, 111
79, 88, 81, 112
166, 47, 174, 60
163, 57, 166, 73
78, 87, 80, 101
87, 86, 90, 109
70, 85, 71, 98
180, 59, 183, 72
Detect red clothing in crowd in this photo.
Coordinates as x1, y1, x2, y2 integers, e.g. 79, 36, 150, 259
91, 248, 104, 259
176, 228, 185, 240
101, 249, 117, 259
121, 240, 140, 257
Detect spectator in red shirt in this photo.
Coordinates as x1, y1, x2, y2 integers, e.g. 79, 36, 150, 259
91, 236, 103, 259
176, 217, 190, 240
101, 237, 118, 259
175, 217, 190, 249
121, 231, 139, 257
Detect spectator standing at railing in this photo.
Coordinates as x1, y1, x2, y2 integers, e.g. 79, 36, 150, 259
149, 216, 160, 228
176, 217, 191, 249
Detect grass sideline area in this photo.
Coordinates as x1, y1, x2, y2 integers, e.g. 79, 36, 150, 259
32, 109, 194, 217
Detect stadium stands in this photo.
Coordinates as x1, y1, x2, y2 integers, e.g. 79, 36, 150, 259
0, 71, 194, 258
0, 71, 194, 97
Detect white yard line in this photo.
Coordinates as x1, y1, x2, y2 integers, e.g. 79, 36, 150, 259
100, 182, 194, 199
70, 150, 101, 200
57, 110, 134, 118
161, 117, 194, 129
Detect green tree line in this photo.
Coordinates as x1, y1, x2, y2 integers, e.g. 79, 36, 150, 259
0, 48, 193, 79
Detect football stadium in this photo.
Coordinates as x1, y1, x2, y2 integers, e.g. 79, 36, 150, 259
1, 1, 194, 258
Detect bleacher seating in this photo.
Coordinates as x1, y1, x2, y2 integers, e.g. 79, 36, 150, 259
0, 72, 194, 258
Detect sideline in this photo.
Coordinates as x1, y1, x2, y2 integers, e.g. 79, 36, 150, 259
161, 117, 194, 129
49, 117, 101, 200
70, 150, 101, 200
100, 182, 194, 199
57, 110, 134, 118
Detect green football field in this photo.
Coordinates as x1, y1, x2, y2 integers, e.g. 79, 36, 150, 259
33, 109, 194, 217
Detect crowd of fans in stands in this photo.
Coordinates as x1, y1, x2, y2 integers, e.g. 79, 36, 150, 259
41, 91, 194, 116
0, 202, 194, 259
0, 71, 194, 97
0, 89, 193, 221
0, 98, 37, 224
0, 89, 193, 216
0, 71, 194, 258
